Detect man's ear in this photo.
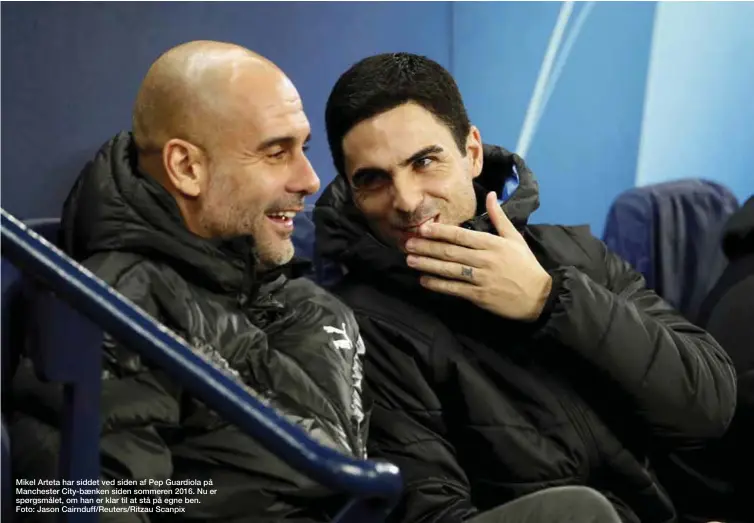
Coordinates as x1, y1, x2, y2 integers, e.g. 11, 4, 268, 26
162, 139, 207, 198
466, 125, 484, 179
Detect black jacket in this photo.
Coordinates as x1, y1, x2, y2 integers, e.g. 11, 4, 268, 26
9, 132, 368, 522
657, 196, 754, 523
314, 145, 737, 523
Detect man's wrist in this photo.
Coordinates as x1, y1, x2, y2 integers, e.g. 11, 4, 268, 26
526, 272, 553, 322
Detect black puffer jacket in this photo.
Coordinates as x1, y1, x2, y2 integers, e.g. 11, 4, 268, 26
9, 132, 368, 522
314, 145, 737, 523
656, 196, 754, 523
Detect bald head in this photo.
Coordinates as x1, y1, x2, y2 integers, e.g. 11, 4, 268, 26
132, 40, 283, 154
128, 40, 317, 268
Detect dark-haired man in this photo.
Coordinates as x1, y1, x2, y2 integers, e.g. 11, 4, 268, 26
315, 52, 737, 523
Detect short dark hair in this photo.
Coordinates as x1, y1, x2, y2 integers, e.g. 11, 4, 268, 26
325, 52, 471, 179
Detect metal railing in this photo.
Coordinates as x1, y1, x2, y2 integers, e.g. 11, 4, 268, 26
1, 208, 401, 522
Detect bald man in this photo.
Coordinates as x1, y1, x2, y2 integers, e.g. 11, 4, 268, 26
10, 41, 368, 522
131, 41, 317, 267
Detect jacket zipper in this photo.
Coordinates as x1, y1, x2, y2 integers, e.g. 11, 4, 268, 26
237, 243, 256, 307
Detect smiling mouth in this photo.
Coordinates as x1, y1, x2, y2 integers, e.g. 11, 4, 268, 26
266, 210, 301, 230
400, 215, 439, 234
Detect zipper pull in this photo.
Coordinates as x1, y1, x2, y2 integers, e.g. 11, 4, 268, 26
237, 293, 248, 307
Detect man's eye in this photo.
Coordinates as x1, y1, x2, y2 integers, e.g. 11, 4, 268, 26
414, 157, 434, 169
269, 150, 287, 160
303, 144, 311, 153
354, 172, 387, 191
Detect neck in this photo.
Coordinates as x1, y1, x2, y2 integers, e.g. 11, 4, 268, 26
174, 199, 209, 238
137, 150, 208, 238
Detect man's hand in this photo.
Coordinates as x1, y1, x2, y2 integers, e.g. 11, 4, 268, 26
405, 192, 553, 322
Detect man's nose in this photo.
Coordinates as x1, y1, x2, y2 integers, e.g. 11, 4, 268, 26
289, 154, 320, 196
391, 172, 423, 214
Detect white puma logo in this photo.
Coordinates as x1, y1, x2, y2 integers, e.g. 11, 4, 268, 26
324, 322, 367, 457
323, 323, 353, 351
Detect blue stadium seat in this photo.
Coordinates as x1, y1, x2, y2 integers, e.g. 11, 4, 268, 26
3, 217, 103, 520
603, 179, 739, 320
1, 257, 22, 396
1, 209, 401, 523
1, 240, 26, 523
23, 217, 60, 244
1, 218, 63, 392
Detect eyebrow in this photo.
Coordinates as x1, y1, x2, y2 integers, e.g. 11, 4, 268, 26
351, 144, 444, 186
257, 133, 311, 152
401, 145, 444, 167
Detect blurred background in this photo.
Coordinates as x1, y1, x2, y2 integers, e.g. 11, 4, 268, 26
2, 1, 753, 236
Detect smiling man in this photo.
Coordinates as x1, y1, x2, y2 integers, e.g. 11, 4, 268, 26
315, 52, 737, 523
10, 41, 368, 522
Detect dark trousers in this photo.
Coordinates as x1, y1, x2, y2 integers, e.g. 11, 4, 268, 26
467, 487, 621, 523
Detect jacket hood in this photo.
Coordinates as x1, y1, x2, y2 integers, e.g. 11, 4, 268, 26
61, 131, 260, 296
722, 195, 754, 260
314, 144, 540, 280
